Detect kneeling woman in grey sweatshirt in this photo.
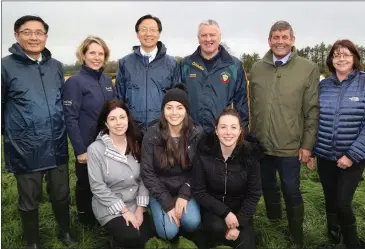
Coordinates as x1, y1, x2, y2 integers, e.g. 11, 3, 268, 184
87, 99, 152, 249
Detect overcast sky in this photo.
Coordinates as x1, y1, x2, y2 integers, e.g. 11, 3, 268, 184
2, 1, 365, 65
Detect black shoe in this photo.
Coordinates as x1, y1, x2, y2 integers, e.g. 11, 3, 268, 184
19, 210, 41, 249
58, 230, 78, 247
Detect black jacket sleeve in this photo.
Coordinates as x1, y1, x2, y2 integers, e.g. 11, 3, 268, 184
237, 133, 263, 224
192, 153, 231, 219
140, 137, 175, 212
177, 168, 192, 201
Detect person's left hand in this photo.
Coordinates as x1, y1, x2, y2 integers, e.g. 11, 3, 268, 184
175, 198, 188, 219
134, 206, 144, 227
306, 157, 316, 170
225, 228, 240, 241
299, 148, 311, 163
337, 155, 353, 169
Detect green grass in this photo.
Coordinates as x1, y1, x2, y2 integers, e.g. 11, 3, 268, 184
2, 141, 365, 249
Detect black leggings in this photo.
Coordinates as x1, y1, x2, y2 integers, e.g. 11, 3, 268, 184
104, 212, 152, 249
317, 158, 364, 226
202, 211, 256, 249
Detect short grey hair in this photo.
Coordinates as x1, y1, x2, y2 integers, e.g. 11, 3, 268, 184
197, 19, 220, 37
269, 20, 294, 39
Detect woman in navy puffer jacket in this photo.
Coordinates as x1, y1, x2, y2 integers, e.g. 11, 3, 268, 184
309, 40, 365, 249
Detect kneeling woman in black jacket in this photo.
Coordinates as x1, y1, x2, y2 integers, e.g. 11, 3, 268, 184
192, 107, 263, 249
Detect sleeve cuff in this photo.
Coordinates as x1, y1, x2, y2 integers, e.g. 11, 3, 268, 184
345, 153, 357, 164
137, 196, 149, 207
107, 199, 126, 215
220, 207, 231, 219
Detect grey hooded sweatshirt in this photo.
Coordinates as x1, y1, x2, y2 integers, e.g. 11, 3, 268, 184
87, 133, 149, 226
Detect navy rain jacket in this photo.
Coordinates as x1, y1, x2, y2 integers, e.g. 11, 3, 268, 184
62, 64, 115, 156
1, 43, 68, 173
115, 41, 179, 130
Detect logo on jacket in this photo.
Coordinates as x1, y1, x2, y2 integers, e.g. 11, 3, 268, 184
220, 72, 231, 84
349, 97, 360, 102
105, 87, 113, 91
189, 74, 197, 78
192, 62, 204, 71
63, 100, 72, 106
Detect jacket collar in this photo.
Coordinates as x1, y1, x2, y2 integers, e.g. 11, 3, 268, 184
262, 46, 298, 66
329, 70, 359, 84
133, 41, 167, 60
80, 64, 104, 80
8, 42, 52, 64
189, 44, 232, 65
198, 132, 264, 162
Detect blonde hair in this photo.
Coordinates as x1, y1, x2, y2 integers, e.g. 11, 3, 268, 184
76, 35, 110, 64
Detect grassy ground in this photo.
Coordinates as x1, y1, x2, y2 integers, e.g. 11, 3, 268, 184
1, 141, 365, 249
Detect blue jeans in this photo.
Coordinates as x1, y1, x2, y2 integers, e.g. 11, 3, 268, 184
260, 155, 303, 207
149, 197, 201, 240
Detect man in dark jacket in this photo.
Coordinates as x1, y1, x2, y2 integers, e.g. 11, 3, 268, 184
249, 21, 320, 247
1, 15, 77, 249
115, 14, 179, 131
180, 19, 249, 132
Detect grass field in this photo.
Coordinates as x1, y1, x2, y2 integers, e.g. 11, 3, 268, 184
1, 141, 365, 249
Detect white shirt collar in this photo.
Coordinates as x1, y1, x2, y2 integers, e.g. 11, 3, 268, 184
25, 53, 42, 64
140, 46, 158, 63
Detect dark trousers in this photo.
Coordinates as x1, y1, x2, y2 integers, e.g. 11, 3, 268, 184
317, 158, 364, 247
260, 155, 303, 208
75, 161, 96, 225
201, 212, 256, 249
15, 164, 71, 232
104, 212, 152, 249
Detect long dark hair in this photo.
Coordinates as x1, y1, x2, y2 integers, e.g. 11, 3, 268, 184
95, 99, 142, 161
159, 108, 195, 169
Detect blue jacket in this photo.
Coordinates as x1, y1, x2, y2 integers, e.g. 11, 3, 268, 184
313, 70, 365, 163
180, 45, 249, 132
115, 41, 179, 130
62, 65, 115, 156
1, 43, 68, 173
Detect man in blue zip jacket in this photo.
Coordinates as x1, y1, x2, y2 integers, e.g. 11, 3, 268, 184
115, 14, 179, 132
1, 15, 77, 249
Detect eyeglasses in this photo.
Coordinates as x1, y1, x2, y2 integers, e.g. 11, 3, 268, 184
332, 54, 353, 60
138, 27, 159, 34
18, 30, 46, 37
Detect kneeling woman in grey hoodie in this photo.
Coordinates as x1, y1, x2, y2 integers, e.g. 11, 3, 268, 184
87, 99, 152, 249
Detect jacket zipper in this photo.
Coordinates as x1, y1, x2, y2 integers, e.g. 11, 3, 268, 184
98, 77, 106, 103
223, 161, 228, 203
38, 65, 56, 160
145, 62, 149, 130
331, 82, 347, 155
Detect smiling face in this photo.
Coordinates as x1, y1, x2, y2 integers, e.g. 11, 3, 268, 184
268, 29, 295, 60
137, 18, 160, 50
164, 101, 186, 129
14, 20, 48, 57
216, 114, 242, 149
332, 47, 354, 75
198, 24, 221, 58
83, 42, 105, 70
105, 107, 129, 137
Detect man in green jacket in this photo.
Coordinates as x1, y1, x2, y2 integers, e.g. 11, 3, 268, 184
249, 21, 320, 247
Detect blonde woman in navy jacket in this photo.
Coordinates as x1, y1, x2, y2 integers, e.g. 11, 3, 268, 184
308, 40, 365, 249
62, 36, 115, 226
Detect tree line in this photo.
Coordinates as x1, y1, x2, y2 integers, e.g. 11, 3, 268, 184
62, 42, 365, 77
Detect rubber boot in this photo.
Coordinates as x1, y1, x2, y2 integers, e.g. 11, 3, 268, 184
327, 213, 342, 244
341, 223, 359, 249
19, 209, 41, 249
287, 204, 304, 247
263, 189, 282, 220
52, 199, 78, 246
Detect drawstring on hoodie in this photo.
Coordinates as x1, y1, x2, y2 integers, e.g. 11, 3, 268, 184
106, 158, 109, 174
